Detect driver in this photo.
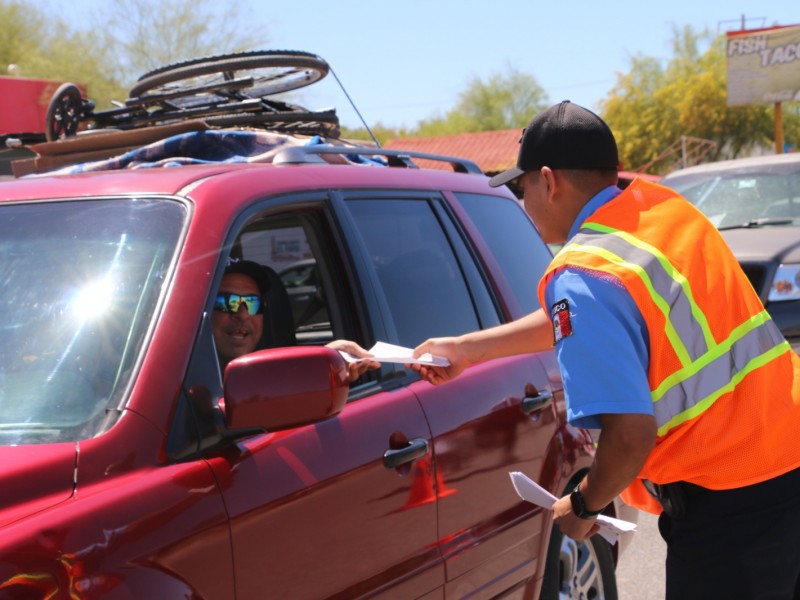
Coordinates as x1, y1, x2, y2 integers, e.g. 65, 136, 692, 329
212, 259, 378, 381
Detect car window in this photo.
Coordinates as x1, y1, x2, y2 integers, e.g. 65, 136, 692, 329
346, 198, 481, 348
0, 198, 186, 445
279, 261, 318, 289
173, 209, 348, 460
238, 215, 332, 344
455, 193, 552, 315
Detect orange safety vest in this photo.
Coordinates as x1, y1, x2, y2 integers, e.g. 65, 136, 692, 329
537, 178, 800, 514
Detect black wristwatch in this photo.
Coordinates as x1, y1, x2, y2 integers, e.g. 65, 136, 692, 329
569, 485, 602, 519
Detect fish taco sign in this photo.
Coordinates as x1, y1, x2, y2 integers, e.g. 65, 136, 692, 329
726, 24, 800, 106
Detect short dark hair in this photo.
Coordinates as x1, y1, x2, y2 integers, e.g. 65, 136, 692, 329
223, 258, 271, 295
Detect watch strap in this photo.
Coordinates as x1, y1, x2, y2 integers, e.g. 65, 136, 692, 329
570, 485, 602, 519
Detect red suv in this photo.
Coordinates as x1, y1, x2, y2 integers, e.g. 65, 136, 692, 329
0, 52, 635, 599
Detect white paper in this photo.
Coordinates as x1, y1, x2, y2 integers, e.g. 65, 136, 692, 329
509, 471, 637, 545
339, 341, 450, 367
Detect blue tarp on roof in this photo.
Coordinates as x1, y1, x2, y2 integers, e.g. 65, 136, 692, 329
43, 130, 387, 175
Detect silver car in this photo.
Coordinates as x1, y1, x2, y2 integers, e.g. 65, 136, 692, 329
661, 153, 800, 352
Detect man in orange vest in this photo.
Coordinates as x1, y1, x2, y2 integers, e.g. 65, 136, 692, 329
411, 100, 800, 599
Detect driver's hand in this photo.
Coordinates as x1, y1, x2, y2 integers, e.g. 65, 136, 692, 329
326, 340, 380, 381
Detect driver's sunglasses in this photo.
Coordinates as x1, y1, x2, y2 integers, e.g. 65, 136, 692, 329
214, 292, 264, 316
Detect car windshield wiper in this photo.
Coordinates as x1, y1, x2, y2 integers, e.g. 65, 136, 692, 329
718, 218, 795, 230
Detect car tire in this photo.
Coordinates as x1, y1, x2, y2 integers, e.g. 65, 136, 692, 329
539, 525, 618, 600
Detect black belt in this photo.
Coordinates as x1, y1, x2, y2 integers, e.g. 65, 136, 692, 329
646, 469, 800, 518
678, 481, 709, 497
643, 479, 709, 518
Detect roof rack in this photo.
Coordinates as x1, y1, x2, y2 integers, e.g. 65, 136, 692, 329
273, 144, 483, 174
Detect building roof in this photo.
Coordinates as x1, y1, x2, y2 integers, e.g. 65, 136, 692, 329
384, 129, 660, 185
385, 129, 520, 174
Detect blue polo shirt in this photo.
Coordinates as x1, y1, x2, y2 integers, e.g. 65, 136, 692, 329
542, 185, 654, 429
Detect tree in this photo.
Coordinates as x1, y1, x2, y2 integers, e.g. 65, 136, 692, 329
340, 122, 412, 146
0, 1, 44, 71
415, 66, 548, 136
1, 0, 264, 111
783, 104, 800, 152
339, 67, 547, 143
0, 1, 126, 104
94, 0, 263, 95
600, 25, 797, 174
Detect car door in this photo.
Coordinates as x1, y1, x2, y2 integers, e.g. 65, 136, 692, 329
340, 192, 560, 597
210, 386, 442, 600
191, 198, 445, 600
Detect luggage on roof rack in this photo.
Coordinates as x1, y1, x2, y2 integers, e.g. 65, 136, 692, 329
43, 50, 341, 143
7, 50, 483, 178
11, 126, 484, 177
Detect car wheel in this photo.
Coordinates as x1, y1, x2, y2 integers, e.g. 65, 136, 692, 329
539, 526, 618, 600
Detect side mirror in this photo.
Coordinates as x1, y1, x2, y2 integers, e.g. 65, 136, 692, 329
223, 346, 349, 432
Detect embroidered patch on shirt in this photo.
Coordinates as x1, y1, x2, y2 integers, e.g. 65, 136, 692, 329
550, 299, 573, 344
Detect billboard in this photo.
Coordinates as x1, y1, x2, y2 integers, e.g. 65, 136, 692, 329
726, 24, 800, 106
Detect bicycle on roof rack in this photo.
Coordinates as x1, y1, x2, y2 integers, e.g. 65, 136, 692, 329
45, 50, 340, 142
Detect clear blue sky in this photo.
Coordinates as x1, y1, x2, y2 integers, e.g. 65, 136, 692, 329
50, 1, 800, 129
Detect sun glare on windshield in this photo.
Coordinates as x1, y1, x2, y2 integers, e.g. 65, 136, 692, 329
71, 277, 116, 322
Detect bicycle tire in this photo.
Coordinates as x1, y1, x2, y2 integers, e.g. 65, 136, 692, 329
130, 50, 329, 101
45, 83, 84, 141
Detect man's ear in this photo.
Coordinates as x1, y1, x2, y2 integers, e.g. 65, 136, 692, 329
541, 167, 557, 200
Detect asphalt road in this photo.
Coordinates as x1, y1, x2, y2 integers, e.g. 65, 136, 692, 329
615, 511, 667, 599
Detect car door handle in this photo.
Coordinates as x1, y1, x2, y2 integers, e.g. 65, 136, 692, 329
383, 438, 429, 469
521, 387, 553, 415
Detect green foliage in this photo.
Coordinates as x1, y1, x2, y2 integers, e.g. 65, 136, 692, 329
782, 104, 800, 152
0, 0, 261, 110
340, 122, 414, 146
343, 67, 549, 142
95, 0, 263, 91
415, 66, 548, 137
0, 1, 126, 105
0, 1, 42, 68
600, 25, 795, 175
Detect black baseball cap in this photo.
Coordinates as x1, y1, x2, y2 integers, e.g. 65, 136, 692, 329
223, 258, 271, 295
489, 100, 619, 188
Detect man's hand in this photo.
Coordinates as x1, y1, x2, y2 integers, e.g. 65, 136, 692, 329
408, 309, 555, 386
326, 340, 380, 382
552, 494, 600, 541
552, 413, 656, 542
409, 337, 470, 385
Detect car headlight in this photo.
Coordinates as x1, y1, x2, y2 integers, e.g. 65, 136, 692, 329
768, 263, 800, 302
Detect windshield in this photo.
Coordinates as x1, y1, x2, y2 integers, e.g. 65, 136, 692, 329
0, 198, 186, 445
662, 169, 800, 229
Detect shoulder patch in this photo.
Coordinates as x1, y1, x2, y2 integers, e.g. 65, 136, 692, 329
550, 298, 573, 344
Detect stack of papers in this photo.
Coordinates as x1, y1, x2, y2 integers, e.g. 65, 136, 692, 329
339, 341, 450, 367
509, 471, 637, 545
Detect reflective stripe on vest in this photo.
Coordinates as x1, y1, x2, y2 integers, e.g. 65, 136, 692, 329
564, 221, 789, 436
